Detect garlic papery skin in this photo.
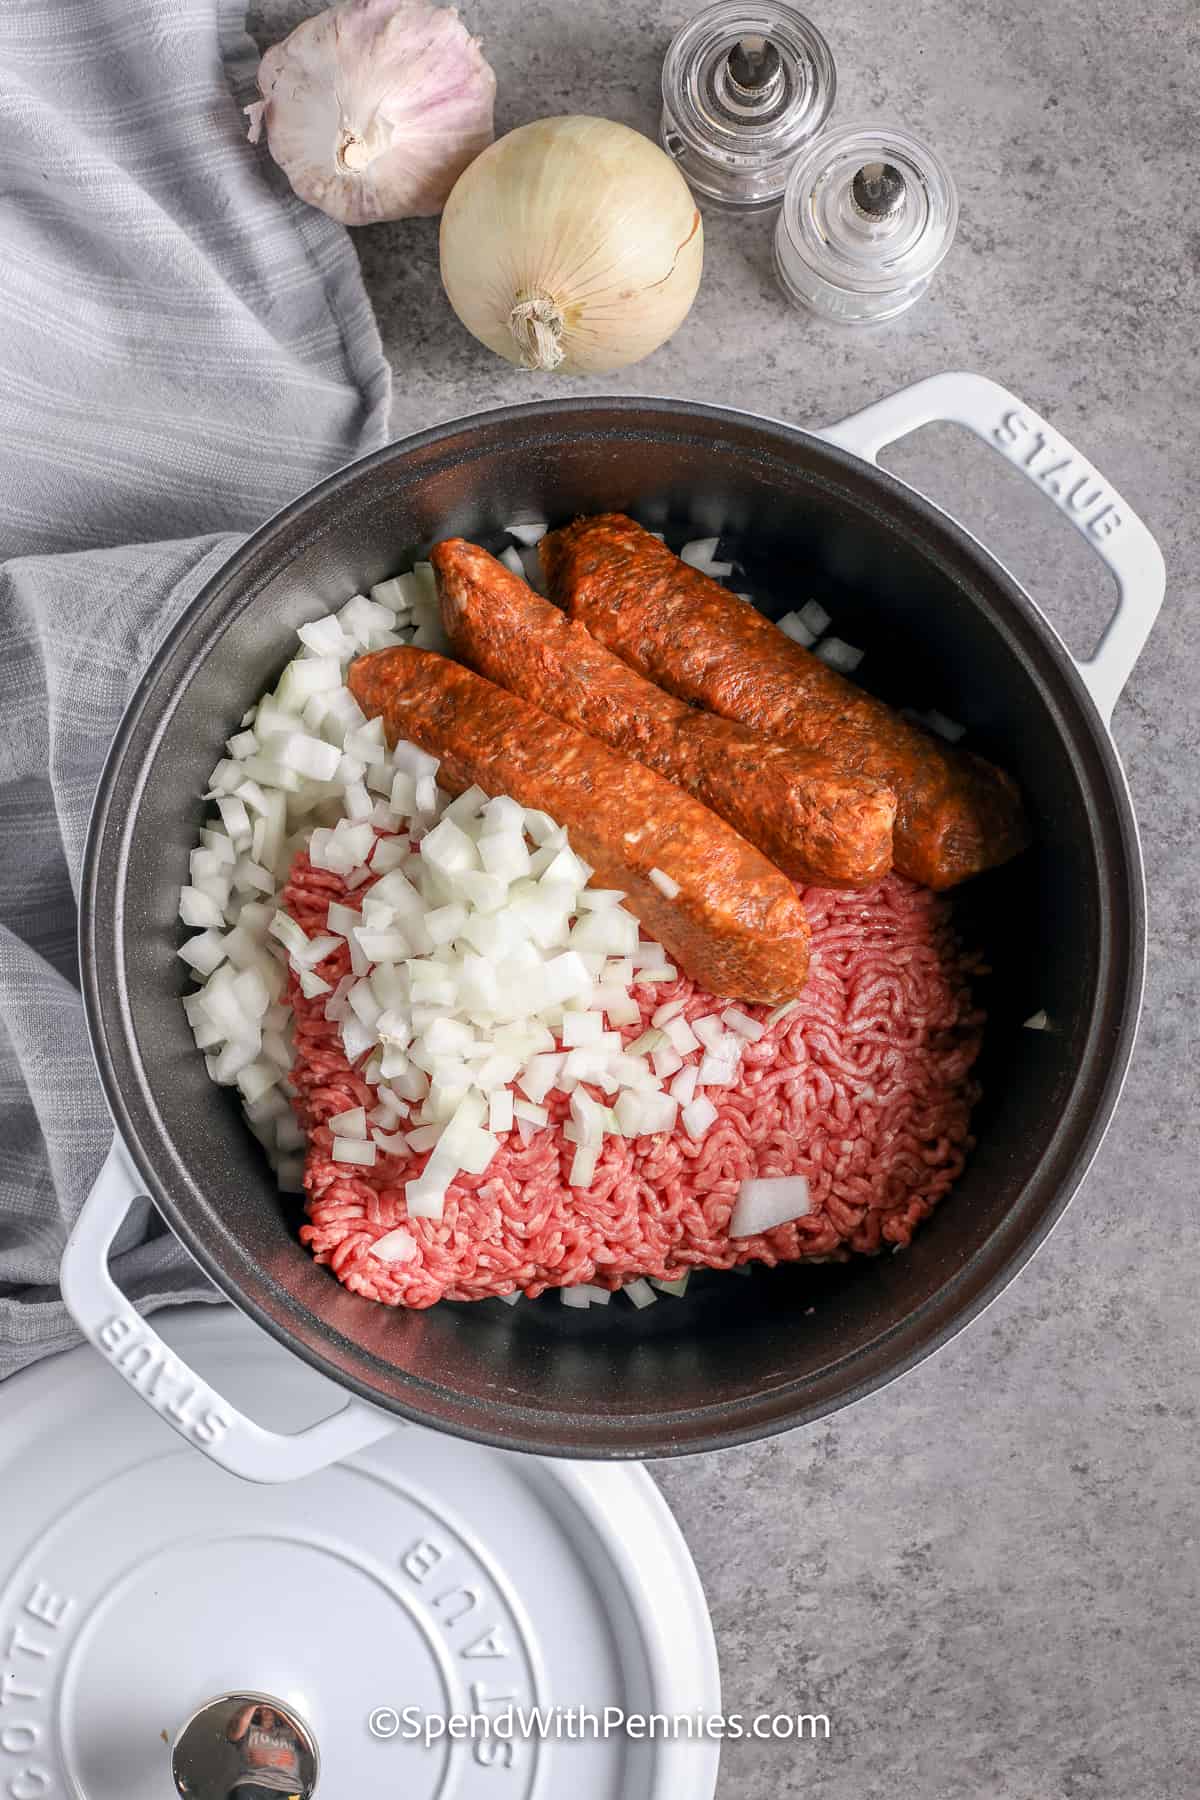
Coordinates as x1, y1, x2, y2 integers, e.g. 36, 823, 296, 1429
439, 116, 704, 374
247, 0, 496, 225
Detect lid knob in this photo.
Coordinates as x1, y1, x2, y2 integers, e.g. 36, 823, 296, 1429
173, 1693, 319, 1798
850, 160, 907, 221
725, 35, 783, 100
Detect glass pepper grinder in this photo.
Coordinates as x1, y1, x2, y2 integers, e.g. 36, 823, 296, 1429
773, 123, 959, 322
660, 1, 837, 211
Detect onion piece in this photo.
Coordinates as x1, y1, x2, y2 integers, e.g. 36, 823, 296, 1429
372, 1129, 409, 1155
798, 599, 831, 636
329, 1106, 367, 1139
179, 886, 225, 930
488, 1089, 514, 1133
178, 929, 228, 976
681, 1096, 718, 1139
729, 1174, 811, 1238
369, 1227, 417, 1263
505, 521, 549, 547
569, 1145, 599, 1187
662, 1015, 700, 1055
680, 537, 734, 577
721, 1007, 765, 1042
815, 636, 864, 673
298, 614, 351, 659
623, 1278, 657, 1309
669, 1065, 698, 1106
923, 708, 966, 743
777, 611, 817, 647
651, 997, 687, 1028
651, 1044, 684, 1080
647, 866, 680, 900
633, 964, 676, 986
331, 1137, 377, 1166
650, 1272, 690, 1297
278, 732, 342, 782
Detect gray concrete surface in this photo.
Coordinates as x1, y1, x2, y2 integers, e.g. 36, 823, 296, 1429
248, 4, 1199, 1793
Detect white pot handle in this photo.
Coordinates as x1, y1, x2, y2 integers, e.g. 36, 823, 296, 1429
819, 371, 1165, 723
61, 1135, 396, 1483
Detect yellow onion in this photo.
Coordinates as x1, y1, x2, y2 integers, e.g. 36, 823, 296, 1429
439, 116, 704, 374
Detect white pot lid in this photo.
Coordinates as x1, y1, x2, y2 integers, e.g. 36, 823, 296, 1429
0, 1305, 719, 1799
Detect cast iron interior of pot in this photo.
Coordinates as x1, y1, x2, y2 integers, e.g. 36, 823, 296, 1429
85, 402, 1141, 1456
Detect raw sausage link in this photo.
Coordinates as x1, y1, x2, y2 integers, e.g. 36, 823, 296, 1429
433, 537, 897, 887
348, 645, 811, 1003
540, 514, 1030, 890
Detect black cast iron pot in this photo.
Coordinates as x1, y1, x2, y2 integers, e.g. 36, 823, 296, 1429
62, 373, 1163, 1477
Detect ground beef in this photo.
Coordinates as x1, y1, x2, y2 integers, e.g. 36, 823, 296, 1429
283, 853, 983, 1307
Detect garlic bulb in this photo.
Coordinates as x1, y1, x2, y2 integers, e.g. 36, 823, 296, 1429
246, 0, 496, 225
439, 116, 704, 374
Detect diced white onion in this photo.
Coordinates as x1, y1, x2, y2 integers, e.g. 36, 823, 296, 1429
680, 537, 734, 577
184, 566, 736, 1230
370, 1227, 417, 1263
569, 1145, 599, 1187
216, 793, 252, 844
682, 1096, 718, 1139
329, 1106, 367, 1139
697, 1053, 739, 1088
668, 1065, 698, 1106
923, 709, 966, 743
815, 636, 864, 673
663, 1015, 700, 1055
729, 1174, 811, 1238
505, 521, 549, 547
278, 732, 342, 781
623, 1278, 657, 1309
650, 1272, 690, 1297
722, 1007, 765, 1042
651, 1044, 684, 1080
372, 1129, 408, 1154
798, 600, 831, 636
777, 611, 817, 647
651, 997, 687, 1028
298, 614, 351, 659
178, 929, 228, 976
488, 1089, 514, 1133
179, 886, 225, 930
331, 1137, 377, 1166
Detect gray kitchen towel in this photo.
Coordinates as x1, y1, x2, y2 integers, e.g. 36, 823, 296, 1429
0, 0, 392, 1375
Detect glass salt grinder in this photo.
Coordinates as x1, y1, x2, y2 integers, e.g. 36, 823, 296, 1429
660, 0, 837, 211
773, 122, 959, 322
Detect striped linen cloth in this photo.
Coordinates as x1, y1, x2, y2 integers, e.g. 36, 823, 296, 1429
0, 0, 391, 1375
